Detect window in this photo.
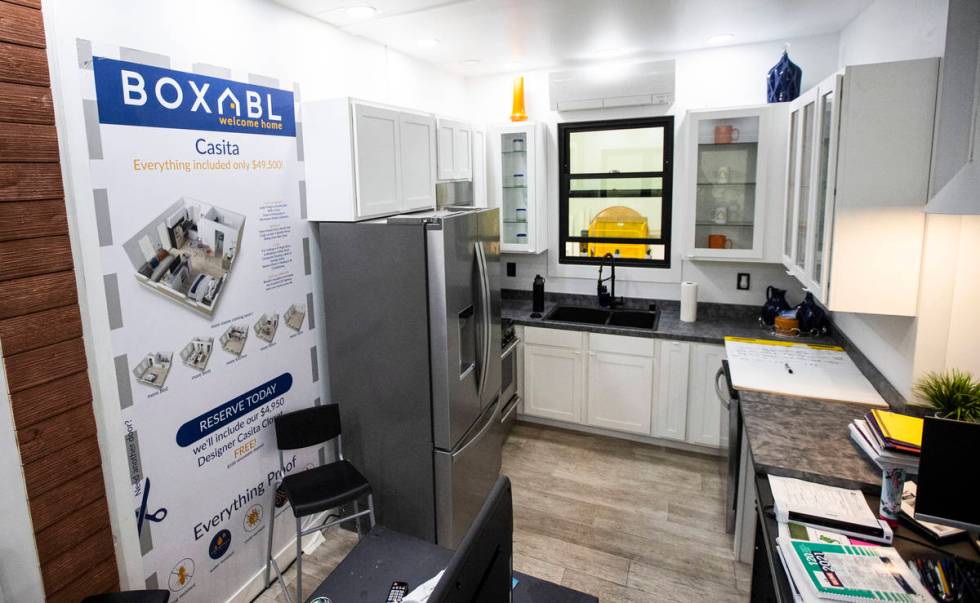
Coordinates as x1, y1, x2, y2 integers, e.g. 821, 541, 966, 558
558, 116, 674, 268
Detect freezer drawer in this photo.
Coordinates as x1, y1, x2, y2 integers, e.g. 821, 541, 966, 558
434, 397, 503, 548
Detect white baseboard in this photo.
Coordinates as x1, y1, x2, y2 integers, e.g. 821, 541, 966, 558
515, 414, 724, 457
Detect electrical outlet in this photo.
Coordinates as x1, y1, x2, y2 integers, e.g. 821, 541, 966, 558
737, 273, 750, 290
506, 262, 516, 277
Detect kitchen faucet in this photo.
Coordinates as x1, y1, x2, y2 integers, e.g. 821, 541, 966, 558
597, 252, 622, 308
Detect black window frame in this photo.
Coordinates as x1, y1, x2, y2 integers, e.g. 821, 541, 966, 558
558, 116, 674, 268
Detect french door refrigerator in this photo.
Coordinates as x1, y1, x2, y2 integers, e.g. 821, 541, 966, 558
318, 208, 502, 547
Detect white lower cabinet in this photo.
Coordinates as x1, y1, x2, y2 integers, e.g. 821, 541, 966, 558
521, 326, 728, 453
687, 343, 728, 448
586, 334, 654, 435
523, 329, 584, 423
652, 340, 691, 441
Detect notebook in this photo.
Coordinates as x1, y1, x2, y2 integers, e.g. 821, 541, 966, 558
769, 475, 891, 542
869, 409, 923, 449
778, 538, 931, 602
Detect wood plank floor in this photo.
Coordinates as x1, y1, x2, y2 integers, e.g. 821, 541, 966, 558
254, 421, 751, 602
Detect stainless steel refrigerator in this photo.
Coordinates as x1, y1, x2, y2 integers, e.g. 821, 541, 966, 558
318, 208, 502, 547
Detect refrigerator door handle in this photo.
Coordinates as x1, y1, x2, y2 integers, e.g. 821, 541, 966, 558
475, 241, 491, 398
452, 396, 499, 457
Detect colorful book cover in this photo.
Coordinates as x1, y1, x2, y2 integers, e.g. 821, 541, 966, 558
781, 539, 929, 602
870, 409, 923, 449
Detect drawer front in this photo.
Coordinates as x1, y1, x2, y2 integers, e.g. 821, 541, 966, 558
523, 326, 584, 349
589, 332, 654, 357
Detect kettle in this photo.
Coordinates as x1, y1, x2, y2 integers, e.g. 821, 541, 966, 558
760, 286, 791, 326
796, 292, 829, 336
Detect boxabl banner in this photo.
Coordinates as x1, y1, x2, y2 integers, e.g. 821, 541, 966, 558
78, 44, 321, 601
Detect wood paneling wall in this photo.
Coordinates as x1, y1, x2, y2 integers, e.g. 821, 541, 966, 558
0, 1, 121, 599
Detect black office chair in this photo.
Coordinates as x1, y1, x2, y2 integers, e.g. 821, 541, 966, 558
81, 591, 169, 603
264, 403, 375, 603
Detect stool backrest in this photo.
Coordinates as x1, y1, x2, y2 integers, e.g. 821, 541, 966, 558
274, 404, 342, 451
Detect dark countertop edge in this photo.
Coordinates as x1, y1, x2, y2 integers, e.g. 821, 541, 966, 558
502, 288, 909, 411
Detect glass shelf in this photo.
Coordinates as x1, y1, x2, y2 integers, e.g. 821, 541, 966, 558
502, 150, 527, 154
503, 219, 528, 224
696, 221, 755, 227
697, 182, 756, 186
502, 185, 527, 189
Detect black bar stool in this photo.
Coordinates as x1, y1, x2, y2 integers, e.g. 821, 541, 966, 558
264, 403, 374, 603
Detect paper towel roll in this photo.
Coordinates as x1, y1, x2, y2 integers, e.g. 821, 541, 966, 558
680, 281, 698, 322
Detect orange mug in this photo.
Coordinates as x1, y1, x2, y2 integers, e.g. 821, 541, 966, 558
714, 125, 740, 144
708, 234, 733, 249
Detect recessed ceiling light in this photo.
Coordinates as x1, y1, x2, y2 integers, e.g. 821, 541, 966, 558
705, 33, 736, 46
504, 61, 523, 70
592, 47, 629, 59
344, 5, 376, 18
417, 38, 440, 48
461, 59, 480, 66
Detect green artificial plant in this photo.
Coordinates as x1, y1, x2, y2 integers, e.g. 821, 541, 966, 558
912, 369, 980, 422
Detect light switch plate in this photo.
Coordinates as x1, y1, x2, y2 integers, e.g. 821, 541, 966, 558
737, 273, 750, 290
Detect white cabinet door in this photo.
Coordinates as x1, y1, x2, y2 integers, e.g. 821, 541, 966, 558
353, 103, 402, 218
436, 121, 455, 180
524, 343, 583, 423
586, 350, 653, 435
472, 127, 487, 208
399, 112, 437, 211
652, 340, 691, 441
453, 126, 472, 180
686, 344, 728, 448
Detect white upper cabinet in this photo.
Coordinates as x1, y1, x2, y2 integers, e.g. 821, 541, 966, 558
683, 105, 786, 262
354, 104, 402, 218
301, 98, 437, 221
398, 112, 438, 211
436, 118, 473, 181
492, 122, 548, 254
781, 59, 940, 316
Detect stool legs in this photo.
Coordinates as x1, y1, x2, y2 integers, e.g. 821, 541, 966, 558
368, 493, 376, 528
353, 500, 363, 537
295, 517, 303, 603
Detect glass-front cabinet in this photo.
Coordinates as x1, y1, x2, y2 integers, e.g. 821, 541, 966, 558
782, 73, 841, 301
684, 106, 774, 260
493, 122, 547, 254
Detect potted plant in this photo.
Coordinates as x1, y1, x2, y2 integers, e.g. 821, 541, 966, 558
912, 369, 980, 422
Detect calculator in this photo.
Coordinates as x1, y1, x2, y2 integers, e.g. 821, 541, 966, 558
385, 581, 409, 602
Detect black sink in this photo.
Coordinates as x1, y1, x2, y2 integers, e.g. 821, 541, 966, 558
608, 310, 658, 330
545, 306, 610, 325
544, 305, 659, 330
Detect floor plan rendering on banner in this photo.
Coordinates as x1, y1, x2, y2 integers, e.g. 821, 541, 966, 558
123, 197, 245, 318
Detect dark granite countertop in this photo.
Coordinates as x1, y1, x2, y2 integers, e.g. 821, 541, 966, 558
501, 292, 819, 346
739, 391, 883, 493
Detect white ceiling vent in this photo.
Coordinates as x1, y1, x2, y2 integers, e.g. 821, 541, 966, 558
548, 60, 676, 111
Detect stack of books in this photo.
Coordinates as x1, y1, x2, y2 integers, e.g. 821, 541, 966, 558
769, 476, 933, 602
849, 409, 922, 472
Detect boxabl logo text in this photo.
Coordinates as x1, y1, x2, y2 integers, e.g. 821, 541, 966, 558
92, 56, 296, 137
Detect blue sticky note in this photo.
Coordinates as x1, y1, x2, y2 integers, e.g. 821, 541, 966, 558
512, 577, 519, 589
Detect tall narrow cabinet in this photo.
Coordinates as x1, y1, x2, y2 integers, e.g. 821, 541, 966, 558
492, 122, 548, 254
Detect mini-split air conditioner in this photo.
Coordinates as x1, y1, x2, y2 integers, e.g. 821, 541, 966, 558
548, 59, 676, 111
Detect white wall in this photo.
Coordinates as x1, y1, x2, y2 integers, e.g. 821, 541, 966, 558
838, 0, 948, 67
42, 0, 467, 595
466, 33, 841, 304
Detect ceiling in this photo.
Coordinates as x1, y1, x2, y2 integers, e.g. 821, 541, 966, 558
271, 0, 873, 77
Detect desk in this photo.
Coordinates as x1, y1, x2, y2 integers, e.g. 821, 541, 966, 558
750, 473, 980, 602
308, 527, 597, 603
